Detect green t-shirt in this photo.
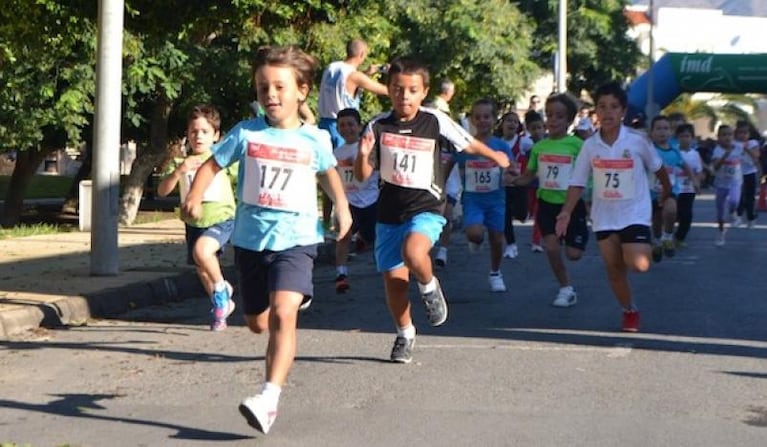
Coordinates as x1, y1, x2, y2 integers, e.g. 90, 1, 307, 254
527, 135, 583, 204
162, 151, 238, 228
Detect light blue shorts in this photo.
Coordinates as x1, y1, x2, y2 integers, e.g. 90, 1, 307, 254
374, 212, 447, 272
462, 198, 505, 233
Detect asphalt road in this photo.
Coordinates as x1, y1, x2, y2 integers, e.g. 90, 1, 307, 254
1, 193, 766, 446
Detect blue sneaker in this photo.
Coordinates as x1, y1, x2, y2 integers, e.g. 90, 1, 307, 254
211, 281, 235, 331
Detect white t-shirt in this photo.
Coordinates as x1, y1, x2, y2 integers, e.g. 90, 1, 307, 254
712, 143, 744, 188
740, 139, 760, 175
569, 126, 662, 232
678, 148, 703, 194
334, 142, 379, 208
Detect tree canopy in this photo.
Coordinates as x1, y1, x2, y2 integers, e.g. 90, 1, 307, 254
1, 0, 644, 225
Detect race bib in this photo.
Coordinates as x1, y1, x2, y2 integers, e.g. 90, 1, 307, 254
538, 153, 573, 191
678, 171, 695, 194
379, 132, 435, 190
337, 159, 359, 192
179, 168, 230, 203
464, 159, 500, 192
719, 159, 739, 181
593, 158, 634, 200
652, 166, 676, 194
242, 141, 316, 213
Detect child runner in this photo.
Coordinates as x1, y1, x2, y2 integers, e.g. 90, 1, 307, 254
498, 111, 534, 258
524, 110, 546, 253
674, 123, 704, 247
354, 56, 510, 363
555, 81, 670, 332
183, 45, 352, 435
157, 104, 237, 331
734, 120, 761, 228
648, 115, 697, 262
710, 124, 743, 246
333, 108, 379, 293
510, 93, 587, 307
456, 98, 513, 291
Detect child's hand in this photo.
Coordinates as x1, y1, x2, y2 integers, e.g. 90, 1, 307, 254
358, 131, 375, 157
334, 206, 353, 242
181, 199, 202, 220
494, 151, 510, 169
179, 157, 203, 174
555, 211, 571, 238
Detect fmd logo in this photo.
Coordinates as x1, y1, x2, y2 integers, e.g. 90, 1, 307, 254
680, 55, 713, 73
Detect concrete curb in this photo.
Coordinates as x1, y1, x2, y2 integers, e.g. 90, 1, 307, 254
0, 266, 237, 339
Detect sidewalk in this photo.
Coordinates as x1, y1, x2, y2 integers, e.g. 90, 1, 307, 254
0, 219, 232, 339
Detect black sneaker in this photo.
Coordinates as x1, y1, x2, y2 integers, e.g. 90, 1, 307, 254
390, 336, 415, 363
651, 244, 663, 263
662, 239, 676, 258
335, 274, 349, 294
421, 278, 448, 326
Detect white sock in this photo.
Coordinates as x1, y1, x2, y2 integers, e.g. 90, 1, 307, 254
397, 324, 416, 339
489, 270, 501, 276
261, 382, 282, 406
213, 281, 228, 292
560, 285, 574, 293
336, 265, 348, 276
418, 277, 437, 295
437, 246, 447, 256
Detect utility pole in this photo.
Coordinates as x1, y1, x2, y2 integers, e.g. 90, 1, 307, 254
91, 0, 124, 276
556, 0, 568, 93
645, 0, 657, 124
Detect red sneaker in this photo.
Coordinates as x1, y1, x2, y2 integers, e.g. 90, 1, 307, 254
622, 310, 640, 332
335, 274, 350, 294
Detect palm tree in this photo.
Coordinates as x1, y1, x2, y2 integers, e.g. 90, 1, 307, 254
663, 93, 758, 131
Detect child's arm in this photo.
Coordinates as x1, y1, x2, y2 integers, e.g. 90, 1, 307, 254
681, 162, 700, 193
507, 168, 536, 187
654, 165, 672, 203
463, 139, 510, 169
354, 131, 375, 182
555, 186, 585, 237
181, 158, 222, 220
157, 157, 202, 197
318, 168, 352, 241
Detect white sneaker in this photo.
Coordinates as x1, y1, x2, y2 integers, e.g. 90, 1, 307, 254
747, 219, 756, 229
488, 273, 507, 292
552, 287, 577, 307
435, 246, 448, 267
503, 244, 518, 259
468, 241, 481, 254
531, 243, 544, 253
732, 216, 744, 228
239, 394, 278, 434
714, 230, 726, 247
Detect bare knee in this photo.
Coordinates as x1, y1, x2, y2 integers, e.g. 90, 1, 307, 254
244, 313, 268, 334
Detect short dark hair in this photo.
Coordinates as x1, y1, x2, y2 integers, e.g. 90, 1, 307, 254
594, 81, 627, 109
387, 56, 430, 87
546, 93, 578, 123
471, 98, 497, 116
252, 45, 318, 91
675, 123, 695, 137
524, 109, 544, 126
337, 108, 362, 125
346, 39, 367, 58
188, 104, 221, 132
650, 115, 670, 130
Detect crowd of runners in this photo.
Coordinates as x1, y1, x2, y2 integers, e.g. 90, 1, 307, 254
164, 39, 763, 435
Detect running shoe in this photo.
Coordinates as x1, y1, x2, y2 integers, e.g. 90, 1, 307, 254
210, 281, 235, 331
421, 278, 448, 326
299, 295, 312, 312
714, 231, 726, 247
390, 335, 415, 363
732, 215, 744, 228
747, 219, 756, 229
651, 244, 663, 263
552, 288, 577, 307
622, 310, 640, 332
488, 273, 507, 292
662, 239, 675, 258
435, 246, 448, 267
468, 241, 481, 254
335, 274, 350, 294
531, 243, 544, 253
503, 243, 519, 259
239, 394, 278, 434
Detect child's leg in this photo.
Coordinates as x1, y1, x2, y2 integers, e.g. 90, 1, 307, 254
728, 182, 742, 217
465, 224, 484, 245
402, 231, 436, 284
504, 187, 517, 245
488, 230, 505, 272
193, 235, 225, 295
597, 234, 650, 310
715, 187, 728, 230
383, 267, 413, 329
661, 196, 677, 234
264, 290, 303, 387
675, 193, 694, 242
543, 233, 569, 287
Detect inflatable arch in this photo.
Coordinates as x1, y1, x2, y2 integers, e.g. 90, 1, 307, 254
626, 52, 767, 122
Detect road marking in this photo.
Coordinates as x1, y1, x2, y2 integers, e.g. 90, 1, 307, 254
418, 343, 633, 356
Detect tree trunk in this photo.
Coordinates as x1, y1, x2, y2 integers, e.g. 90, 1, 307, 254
119, 95, 173, 225
1, 146, 53, 227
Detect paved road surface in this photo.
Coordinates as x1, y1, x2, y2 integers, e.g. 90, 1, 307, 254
1, 194, 766, 446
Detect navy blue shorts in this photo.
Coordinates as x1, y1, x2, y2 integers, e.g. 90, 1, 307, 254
234, 244, 317, 316
184, 220, 234, 265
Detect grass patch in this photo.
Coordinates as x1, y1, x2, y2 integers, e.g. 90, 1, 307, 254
0, 222, 63, 239
0, 175, 73, 200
